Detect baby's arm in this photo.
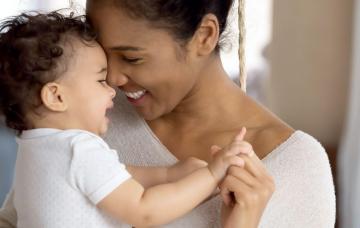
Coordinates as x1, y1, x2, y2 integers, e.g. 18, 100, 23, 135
126, 157, 208, 187
98, 167, 218, 227
126, 166, 168, 188
98, 130, 248, 227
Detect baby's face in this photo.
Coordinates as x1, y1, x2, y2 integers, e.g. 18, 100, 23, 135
57, 39, 116, 135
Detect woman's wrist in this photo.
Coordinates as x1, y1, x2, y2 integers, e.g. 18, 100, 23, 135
222, 203, 260, 228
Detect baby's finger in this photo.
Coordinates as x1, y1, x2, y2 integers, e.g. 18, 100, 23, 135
233, 127, 247, 142
210, 145, 223, 156
226, 143, 254, 156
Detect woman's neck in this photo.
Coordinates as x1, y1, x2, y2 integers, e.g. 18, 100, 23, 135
154, 56, 254, 134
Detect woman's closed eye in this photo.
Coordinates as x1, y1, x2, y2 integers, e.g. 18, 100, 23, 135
122, 56, 143, 64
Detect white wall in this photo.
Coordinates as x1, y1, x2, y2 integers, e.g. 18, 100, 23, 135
267, 0, 353, 145
338, 0, 360, 226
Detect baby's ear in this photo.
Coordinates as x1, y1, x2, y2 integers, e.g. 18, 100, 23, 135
40, 82, 68, 112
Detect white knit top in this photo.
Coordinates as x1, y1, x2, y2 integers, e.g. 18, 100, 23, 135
0, 94, 336, 228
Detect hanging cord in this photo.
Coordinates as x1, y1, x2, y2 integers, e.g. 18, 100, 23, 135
238, 0, 247, 92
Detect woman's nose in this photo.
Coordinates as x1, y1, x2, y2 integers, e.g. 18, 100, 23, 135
106, 56, 129, 87
107, 71, 129, 87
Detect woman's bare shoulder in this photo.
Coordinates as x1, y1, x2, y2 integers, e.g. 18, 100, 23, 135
249, 122, 295, 159
242, 97, 295, 158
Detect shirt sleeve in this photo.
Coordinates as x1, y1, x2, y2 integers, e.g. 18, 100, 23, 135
295, 136, 336, 228
0, 189, 17, 228
260, 133, 336, 228
69, 133, 131, 205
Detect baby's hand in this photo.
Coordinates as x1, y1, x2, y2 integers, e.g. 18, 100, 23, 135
167, 157, 208, 182
208, 127, 253, 182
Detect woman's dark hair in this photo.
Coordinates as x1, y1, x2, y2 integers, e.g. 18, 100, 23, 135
0, 11, 96, 134
87, 0, 234, 51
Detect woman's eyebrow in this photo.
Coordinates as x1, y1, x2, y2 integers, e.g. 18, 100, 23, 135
109, 46, 144, 51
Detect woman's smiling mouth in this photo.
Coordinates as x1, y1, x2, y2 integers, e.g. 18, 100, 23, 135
124, 90, 147, 99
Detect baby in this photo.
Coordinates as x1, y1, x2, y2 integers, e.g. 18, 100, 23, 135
0, 12, 252, 227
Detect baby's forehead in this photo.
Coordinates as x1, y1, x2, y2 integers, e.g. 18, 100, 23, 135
58, 36, 95, 62
56, 38, 107, 81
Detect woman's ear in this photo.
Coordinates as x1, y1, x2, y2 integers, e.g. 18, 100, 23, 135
189, 13, 220, 56
40, 82, 68, 112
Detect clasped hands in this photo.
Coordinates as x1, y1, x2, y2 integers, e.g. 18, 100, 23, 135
169, 127, 275, 228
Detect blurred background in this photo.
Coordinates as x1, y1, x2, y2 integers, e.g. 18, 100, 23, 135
0, 0, 358, 227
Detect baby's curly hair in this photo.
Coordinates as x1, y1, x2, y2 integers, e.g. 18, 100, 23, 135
0, 11, 96, 134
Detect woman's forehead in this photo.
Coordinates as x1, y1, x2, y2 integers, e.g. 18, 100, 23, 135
88, 7, 175, 51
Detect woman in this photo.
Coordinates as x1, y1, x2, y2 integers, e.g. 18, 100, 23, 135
0, 0, 335, 227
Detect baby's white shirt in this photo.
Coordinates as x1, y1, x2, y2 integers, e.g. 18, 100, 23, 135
13, 128, 131, 228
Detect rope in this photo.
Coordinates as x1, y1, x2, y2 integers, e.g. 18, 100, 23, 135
238, 0, 247, 92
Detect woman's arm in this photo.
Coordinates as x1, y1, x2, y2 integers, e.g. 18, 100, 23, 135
0, 190, 17, 228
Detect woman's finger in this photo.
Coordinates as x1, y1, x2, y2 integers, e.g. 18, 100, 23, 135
238, 152, 268, 178
220, 175, 253, 205
226, 166, 259, 187
227, 155, 261, 179
225, 155, 245, 168
227, 161, 275, 198
220, 184, 232, 206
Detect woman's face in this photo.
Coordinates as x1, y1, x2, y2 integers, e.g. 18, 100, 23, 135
87, 6, 201, 120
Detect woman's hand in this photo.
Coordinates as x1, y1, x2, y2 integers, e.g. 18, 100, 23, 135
216, 128, 275, 228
